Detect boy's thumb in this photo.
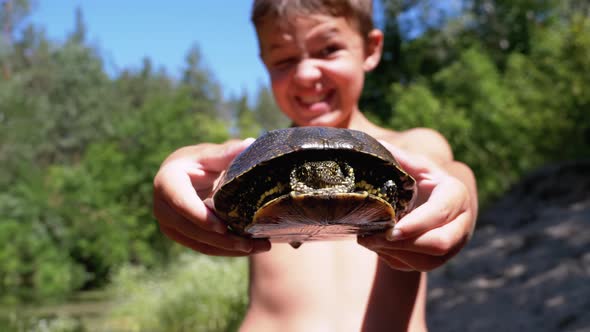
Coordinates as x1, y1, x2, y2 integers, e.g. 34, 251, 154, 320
201, 137, 256, 171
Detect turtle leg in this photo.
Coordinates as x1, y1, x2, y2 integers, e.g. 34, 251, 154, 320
381, 180, 398, 205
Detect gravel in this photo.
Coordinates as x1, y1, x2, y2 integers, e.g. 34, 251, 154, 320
427, 161, 590, 332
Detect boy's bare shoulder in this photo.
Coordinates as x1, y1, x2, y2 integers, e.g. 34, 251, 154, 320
377, 127, 454, 164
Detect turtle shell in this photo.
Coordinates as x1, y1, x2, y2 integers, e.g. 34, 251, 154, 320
213, 127, 417, 245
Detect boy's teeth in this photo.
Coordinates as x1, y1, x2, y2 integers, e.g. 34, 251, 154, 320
300, 94, 326, 104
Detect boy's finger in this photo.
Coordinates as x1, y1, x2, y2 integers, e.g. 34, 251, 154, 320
385, 195, 450, 241
379, 249, 448, 272
157, 196, 271, 254
362, 211, 471, 257
388, 176, 466, 241
375, 252, 414, 272
359, 237, 446, 271
161, 225, 252, 257
169, 211, 253, 253
154, 169, 227, 234
199, 138, 255, 172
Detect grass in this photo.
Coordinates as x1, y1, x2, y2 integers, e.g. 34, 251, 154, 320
104, 253, 249, 332
1, 253, 249, 332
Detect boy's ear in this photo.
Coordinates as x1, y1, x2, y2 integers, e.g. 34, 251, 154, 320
363, 29, 384, 72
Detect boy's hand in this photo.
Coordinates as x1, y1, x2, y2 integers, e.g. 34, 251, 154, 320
358, 142, 477, 271
153, 139, 271, 256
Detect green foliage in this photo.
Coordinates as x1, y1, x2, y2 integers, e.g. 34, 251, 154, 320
0, 4, 232, 302
253, 85, 289, 132
234, 91, 262, 138
0, 312, 85, 332
389, 48, 532, 200
231, 86, 289, 139
369, 0, 590, 202
105, 253, 248, 332
0, 165, 88, 302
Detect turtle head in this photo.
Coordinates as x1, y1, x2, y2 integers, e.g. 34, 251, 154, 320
290, 160, 355, 194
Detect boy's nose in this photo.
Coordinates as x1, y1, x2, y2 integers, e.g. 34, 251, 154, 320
293, 59, 321, 87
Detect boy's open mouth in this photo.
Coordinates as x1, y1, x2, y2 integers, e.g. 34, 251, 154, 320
295, 90, 335, 111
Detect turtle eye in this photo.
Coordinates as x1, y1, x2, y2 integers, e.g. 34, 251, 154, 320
337, 163, 348, 176
328, 163, 342, 177
296, 164, 310, 178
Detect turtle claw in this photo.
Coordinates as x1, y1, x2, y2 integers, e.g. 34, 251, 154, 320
289, 241, 303, 249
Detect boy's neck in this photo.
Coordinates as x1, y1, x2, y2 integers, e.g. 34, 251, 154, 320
290, 109, 377, 131
344, 110, 398, 139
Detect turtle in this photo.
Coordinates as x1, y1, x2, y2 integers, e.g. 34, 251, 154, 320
213, 127, 417, 248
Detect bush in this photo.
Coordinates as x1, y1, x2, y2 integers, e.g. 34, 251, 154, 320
105, 253, 248, 332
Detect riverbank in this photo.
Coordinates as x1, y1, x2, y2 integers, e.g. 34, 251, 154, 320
427, 161, 590, 332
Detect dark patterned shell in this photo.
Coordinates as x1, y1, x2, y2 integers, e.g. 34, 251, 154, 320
213, 127, 417, 244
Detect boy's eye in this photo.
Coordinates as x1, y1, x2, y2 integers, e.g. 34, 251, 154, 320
318, 45, 341, 57
273, 57, 298, 70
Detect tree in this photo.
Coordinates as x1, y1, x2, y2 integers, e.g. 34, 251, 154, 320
372, 0, 590, 202
234, 90, 261, 138
0, 4, 232, 301
253, 84, 289, 131
1, 0, 33, 78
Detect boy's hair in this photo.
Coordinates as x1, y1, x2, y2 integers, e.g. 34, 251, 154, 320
251, 0, 374, 41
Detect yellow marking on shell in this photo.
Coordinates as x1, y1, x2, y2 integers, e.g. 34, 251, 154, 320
356, 180, 375, 191
228, 208, 240, 218
358, 180, 381, 197
356, 180, 391, 201
256, 182, 287, 208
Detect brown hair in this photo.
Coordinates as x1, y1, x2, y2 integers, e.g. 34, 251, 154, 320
251, 0, 374, 42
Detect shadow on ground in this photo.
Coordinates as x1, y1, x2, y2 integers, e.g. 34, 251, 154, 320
427, 161, 590, 332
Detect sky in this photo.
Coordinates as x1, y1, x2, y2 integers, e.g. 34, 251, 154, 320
27, 1, 269, 98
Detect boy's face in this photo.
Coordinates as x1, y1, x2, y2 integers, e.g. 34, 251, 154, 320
257, 14, 382, 127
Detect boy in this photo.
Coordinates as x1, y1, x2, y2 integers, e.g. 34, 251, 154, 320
153, 0, 478, 331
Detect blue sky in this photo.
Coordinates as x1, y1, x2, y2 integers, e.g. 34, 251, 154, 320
28, 1, 269, 98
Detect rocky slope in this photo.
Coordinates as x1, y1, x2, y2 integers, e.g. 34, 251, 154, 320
427, 161, 590, 332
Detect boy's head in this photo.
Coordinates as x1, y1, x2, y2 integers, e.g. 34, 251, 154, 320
251, 0, 374, 44
250, 0, 382, 128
